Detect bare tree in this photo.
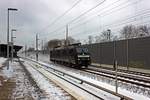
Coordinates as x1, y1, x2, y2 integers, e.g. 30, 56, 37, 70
100, 30, 108, 42
120, 25, 137, 39
61, 36, 77, 45
48, 39, 61, 49
100, 29, 114, 42
137, 25, 150, 37
95, 35, 101, 43
68, 36, 76, 44
112, 35, 119, 41
27, 47, 34, 52
120, 25, 150, 39
148, 26, 150, 34
76, 39, 80, 43
83, 39, 88, 44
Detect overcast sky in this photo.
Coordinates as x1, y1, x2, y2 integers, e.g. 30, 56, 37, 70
0, 0, 150, 47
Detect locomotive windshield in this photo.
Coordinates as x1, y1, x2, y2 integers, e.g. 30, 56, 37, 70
76, 47, 89, 54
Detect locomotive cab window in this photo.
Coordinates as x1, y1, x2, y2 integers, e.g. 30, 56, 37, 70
76, 47, 89, 54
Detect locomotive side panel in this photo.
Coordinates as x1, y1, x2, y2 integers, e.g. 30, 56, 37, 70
50, 45, 91, 68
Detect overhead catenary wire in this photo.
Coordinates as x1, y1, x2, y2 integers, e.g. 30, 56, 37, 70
70, 0, 141, 31
70, 0, 123, 26
73, 15, 150, 37
69, 12, 150, 39
41, 0, 132, 38
106, 15, 150, 30
69, 2, 148, 35
68, 0, 106, 25
106, 20, 150, 37
70, 20, 150, 43
71, 8, 150, 32
39, 0, 120, 41
38, 0, 83, 33
41, 17, 150, 46
104, 11, 150, 28
40, 0, 149, 43
41, 0, 106, 38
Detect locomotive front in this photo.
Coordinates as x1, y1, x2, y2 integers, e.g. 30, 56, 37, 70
75, 47, 91, 67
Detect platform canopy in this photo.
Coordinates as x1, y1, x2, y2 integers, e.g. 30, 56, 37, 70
0, 44, 22, 57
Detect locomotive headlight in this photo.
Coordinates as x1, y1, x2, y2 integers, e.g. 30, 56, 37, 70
78, 56, 90, 61
78, 55, 90, 57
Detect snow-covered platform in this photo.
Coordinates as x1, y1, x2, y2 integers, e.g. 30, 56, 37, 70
0, 57, 73, 100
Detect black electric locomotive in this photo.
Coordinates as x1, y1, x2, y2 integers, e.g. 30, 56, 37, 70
50, 43, 91, 68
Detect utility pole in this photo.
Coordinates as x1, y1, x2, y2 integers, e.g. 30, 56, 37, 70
107, 29, 111, 41
41, 40, 44, 54
36, 34, 39, 61
66, 25, 70, 63
127, 39, 129, 70
66, 25, 68, 46
11, 29, 16, 62
7, 9, 10, 69
113, 40, 118, 93
7, 8, 18, 69
115, 60, 118, 93
7, 9, 9, 62
25, 45, 27, 57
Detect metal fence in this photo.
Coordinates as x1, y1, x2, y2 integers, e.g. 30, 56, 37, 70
83, 36, 150, 69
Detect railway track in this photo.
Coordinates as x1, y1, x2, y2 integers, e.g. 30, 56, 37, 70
20, 57, 133, 100
27, 56, 150, 88
81, 67, 150, 88
26, 56, 150, 88
18, 58, 76, 100
91, 65, 150, 78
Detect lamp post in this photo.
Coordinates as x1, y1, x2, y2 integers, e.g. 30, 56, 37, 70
11, 29, 17, 62
66, 25, 68, 46
7, 8, 18, 68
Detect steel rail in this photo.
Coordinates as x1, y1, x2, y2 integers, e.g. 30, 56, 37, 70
91, 64, 150, 77
28, 63, 104, 100
49, 62, 150, 87
87, 66, 150, 84
82, 69, 150, 88
20, 57, 133, 100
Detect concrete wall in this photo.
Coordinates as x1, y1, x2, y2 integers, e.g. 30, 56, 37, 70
83, 36, 150, 69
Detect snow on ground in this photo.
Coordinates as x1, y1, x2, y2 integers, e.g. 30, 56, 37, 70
20, 53, 150, 100
26, 60, 119, 100
0, 57, 7, 87
10, 61, 40, 100
0, 58, 40, 100
0, 56, 73, 100
40, 62, 150, 100
23, 60, 73, 100
63, 67, 150, 99
25, 53, 150, 100
0, 57, 6, 68
2, 64, 14, 78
